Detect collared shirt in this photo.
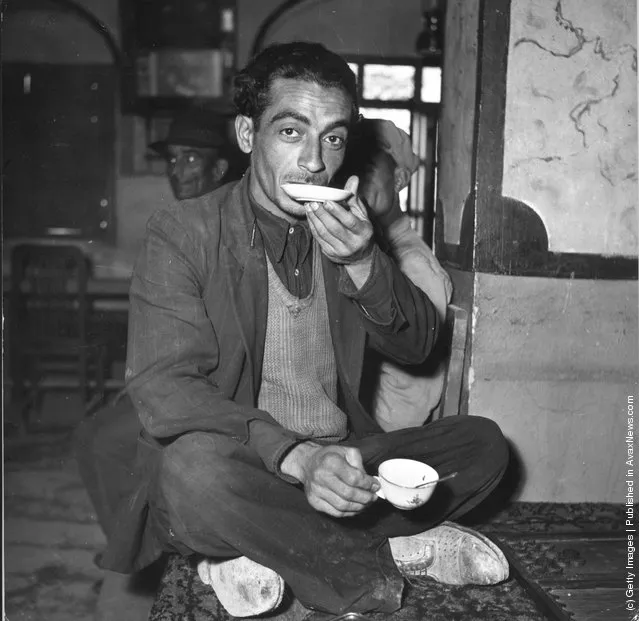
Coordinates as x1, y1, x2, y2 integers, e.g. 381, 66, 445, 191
251, 200, 314, 298
249, 193, 399, 323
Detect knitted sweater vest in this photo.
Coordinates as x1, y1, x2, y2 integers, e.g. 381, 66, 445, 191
257, 243, 347, 442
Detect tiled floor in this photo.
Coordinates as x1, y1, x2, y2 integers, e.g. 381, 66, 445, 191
5, 428, 105, 621
4, 392, 155, 621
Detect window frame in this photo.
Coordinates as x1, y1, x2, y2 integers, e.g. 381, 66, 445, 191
343, 54, 442, 244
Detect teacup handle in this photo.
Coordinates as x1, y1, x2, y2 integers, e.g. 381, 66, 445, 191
373, 475, 385, 500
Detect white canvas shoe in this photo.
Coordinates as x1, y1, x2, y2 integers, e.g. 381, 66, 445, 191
389, 522, 509, 585
197, 556, 285, 617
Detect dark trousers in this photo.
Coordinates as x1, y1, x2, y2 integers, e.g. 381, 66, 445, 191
150, 416, 509, 615
74, 395, 140, 536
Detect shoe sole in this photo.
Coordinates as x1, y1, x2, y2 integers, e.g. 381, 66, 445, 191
202, 557, 285, 617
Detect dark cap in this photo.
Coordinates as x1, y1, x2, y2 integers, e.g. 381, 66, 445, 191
150, 108, 227, 155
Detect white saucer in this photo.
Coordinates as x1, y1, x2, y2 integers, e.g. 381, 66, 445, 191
281, 183, 352, 203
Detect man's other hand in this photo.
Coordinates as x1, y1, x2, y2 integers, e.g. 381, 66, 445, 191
280, 442, 380, 517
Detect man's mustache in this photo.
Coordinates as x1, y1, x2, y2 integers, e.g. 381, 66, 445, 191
284, 175, 328, 186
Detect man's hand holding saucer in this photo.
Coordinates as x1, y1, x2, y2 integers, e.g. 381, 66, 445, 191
304, 176, 375, 288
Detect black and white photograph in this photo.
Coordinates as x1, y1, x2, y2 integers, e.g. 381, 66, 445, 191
2, 1, 637, 620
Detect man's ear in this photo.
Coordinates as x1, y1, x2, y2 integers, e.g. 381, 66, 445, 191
394, 167, 411, 193
235, 115, 255, 154
213, 158, 229, 182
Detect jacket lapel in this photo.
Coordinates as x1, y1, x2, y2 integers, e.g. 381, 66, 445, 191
321, 254, 365, 398
220, 174, 366, 405
221, 176, 268, 402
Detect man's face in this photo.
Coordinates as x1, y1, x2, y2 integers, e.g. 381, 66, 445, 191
236, 78, 352, 221
166, 145, 225, 200
361, 150, 397, 220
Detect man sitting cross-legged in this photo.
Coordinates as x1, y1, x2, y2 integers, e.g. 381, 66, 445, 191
99, 42, 509, 620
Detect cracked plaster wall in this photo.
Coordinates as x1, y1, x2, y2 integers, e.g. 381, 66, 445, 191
503, 0, 637, 256
466, 0, 638, 503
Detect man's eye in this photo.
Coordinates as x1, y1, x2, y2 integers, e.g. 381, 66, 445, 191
187, 155, 197, 163
324, 135, 345, 148
280, 128, 300, 139
168, 158, 177, 165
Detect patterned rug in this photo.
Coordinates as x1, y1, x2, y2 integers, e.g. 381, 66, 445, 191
149, 503, 625, 621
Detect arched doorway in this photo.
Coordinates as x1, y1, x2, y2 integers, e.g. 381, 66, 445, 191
3, 0, 119, 242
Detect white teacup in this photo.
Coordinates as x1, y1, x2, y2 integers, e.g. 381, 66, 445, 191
374, 458, 439, 510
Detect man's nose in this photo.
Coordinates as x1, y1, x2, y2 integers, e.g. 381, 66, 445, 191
169, 160, 185, 178
298, 140, 325, 174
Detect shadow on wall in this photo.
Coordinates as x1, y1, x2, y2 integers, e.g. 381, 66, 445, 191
461, 439, 526, 525
458, 194, 550, 273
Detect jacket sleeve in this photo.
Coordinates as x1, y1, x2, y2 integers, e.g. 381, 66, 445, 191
385, 215, 452, 319
125, 209, 300, 474
338, 242, 442, 366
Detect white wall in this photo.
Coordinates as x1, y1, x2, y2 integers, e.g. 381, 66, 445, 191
470, 273, 638, 502
237, 0, 423, 67
502, 0, 637, 256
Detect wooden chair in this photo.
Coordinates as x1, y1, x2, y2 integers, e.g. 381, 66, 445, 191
7, 243, 108, 432
433, 304, 470, 419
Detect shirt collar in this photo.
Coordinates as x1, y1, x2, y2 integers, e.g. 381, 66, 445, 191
249, 193, 312, 264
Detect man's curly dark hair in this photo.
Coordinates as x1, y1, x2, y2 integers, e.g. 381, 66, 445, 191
233, 42, 359, 129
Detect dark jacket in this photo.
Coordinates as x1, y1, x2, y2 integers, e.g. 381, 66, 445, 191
101, 173, 440, 573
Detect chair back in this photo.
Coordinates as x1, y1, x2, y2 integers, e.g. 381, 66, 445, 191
10, 244, 91, 348
435, 304, 470, 419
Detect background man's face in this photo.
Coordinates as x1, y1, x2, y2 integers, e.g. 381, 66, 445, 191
166, 145, 222, 200
239, 78, 352, 220
360, 150, 397, 220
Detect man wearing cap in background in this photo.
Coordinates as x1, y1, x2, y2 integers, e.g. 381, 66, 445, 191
347, 118, 454, 431
71, 105, 250, 619
73, 107, 247, 548
150, 107, 247, 200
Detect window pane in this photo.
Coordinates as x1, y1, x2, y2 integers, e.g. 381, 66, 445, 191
360, 107, 411, 136
348, 62, 358, 78
421, 67, 442, 103
363, 65, 415, 100
398, 187, 408, 214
